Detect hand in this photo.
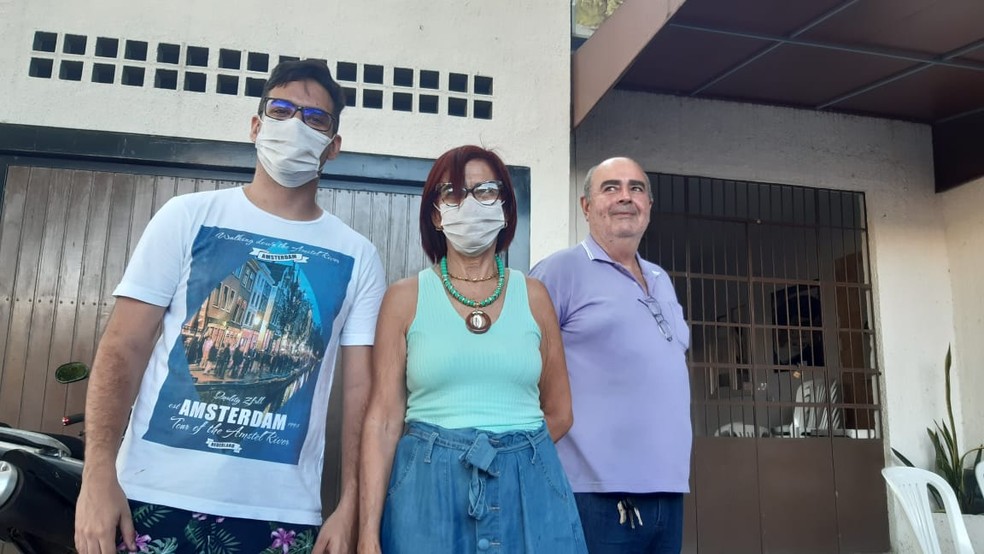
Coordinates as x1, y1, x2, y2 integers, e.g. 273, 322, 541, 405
75, 467, 135, 554
313, 508, 356, 554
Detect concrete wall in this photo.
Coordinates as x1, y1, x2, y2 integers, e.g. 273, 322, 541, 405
0, 0, 572, 264
574, 90, 961, 552
941, 176, 984, 453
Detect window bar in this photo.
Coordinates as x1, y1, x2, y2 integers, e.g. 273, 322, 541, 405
847, 191, 858, 229
668, 177, 676, 271
825, 189, 835, 238
861, 230, 871, 285
812, 225, 821, 281
741, 220, 753, 408
702, 178, 712, 218
852, 225, 863, 284
723, 179, 732, 219
768, 190, 779, 281
790, 223, 799, 283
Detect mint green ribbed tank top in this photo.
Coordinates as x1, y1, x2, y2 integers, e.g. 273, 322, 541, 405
405, 268, 544, 432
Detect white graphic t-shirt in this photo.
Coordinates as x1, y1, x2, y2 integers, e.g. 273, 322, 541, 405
113, 187, 385, 525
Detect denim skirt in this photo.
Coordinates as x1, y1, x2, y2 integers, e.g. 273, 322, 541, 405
380, 421, 587, 553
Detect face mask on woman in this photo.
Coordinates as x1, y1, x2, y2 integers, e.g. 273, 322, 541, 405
255, 116, 332, 188
439, 197, 506, 257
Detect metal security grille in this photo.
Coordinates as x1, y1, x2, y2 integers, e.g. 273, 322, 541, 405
641, 173, 890, 553
640, 174, 881, 441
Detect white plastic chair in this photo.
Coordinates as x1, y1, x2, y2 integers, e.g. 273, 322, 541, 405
714, 422, 769, 438
808, 378, 843, 436
771, 378, 815, 437
881, 466, 974, 554
771, 378, 843, 437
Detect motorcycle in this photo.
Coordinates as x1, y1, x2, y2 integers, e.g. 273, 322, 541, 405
0, 362, 89, 553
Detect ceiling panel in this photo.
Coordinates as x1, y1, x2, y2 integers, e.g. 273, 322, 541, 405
608, 0, 984, 124
670, 0, 848, 36
702, 44, 917, 108
801, 0, 984, 56
831, 65, 984, 121
956, 45, 984, 64
619, 26, 771, 94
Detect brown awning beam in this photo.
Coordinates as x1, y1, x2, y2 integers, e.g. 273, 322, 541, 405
572, 0, 687, 130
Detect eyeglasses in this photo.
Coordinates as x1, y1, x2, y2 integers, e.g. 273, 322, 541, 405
638, 297, 673, 342
260, 97, 337, 135
437, 180, 502, 207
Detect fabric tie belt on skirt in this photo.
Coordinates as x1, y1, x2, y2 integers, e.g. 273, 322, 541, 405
406, 423, 549, 521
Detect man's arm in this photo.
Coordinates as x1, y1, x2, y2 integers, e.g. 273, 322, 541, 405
312, 344, 372, 553
75, 297, 165, 554
315, 248, 386, 553
357, 279, 414, 554
313, 345, 372, 554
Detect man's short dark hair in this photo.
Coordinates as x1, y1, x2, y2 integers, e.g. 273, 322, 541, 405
259, 59, 346, 125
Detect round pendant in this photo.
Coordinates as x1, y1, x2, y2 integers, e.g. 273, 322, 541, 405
465, 310, 491, 334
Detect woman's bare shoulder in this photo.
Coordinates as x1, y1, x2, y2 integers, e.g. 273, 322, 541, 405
523, 274, 557, 319
385, 274, 421, 305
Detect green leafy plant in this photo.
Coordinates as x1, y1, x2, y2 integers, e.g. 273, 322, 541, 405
893, 346, 984, 514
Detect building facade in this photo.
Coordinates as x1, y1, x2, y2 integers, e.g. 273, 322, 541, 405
1, 0, 983, 552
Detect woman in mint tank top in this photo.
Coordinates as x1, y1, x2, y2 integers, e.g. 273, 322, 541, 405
358, 146, 587, 554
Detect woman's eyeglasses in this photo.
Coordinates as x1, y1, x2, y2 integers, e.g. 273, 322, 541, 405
437, 180, 502, 207
638, 297, 673, 342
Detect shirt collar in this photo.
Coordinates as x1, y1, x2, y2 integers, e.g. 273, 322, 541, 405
580, 234, 662, 280
579, 234, 608, 262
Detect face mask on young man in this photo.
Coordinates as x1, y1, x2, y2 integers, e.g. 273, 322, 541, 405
255, 116, 332, 188
439, 197, 506, 257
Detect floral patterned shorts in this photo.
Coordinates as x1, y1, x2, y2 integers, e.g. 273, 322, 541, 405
119, 500, 319, 554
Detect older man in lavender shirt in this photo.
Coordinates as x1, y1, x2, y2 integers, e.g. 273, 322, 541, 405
530, 157, 692, 553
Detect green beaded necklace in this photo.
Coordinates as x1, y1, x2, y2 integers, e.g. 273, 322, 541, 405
440, 254, 505, 333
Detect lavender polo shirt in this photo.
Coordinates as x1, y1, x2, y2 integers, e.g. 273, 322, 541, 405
530, 235, 692, 494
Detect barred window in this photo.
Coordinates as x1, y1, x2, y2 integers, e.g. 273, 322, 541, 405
642, 174, 880, 440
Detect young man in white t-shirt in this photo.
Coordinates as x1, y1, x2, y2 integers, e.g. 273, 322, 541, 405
75, 60, 386, 554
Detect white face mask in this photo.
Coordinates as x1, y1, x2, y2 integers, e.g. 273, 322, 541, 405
255, 116, 333, 188
439, 197, 506, 257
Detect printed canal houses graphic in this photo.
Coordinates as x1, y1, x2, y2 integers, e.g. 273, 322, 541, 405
144, 226, 353, 464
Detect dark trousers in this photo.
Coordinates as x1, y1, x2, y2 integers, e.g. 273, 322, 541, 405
575, 492, 684, 554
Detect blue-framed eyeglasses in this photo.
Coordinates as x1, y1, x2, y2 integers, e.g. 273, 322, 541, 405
638, 297, 673, 342
260, 97, 337, 135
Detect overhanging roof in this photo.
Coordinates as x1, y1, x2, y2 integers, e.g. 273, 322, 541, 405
574, 0, 984, 191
